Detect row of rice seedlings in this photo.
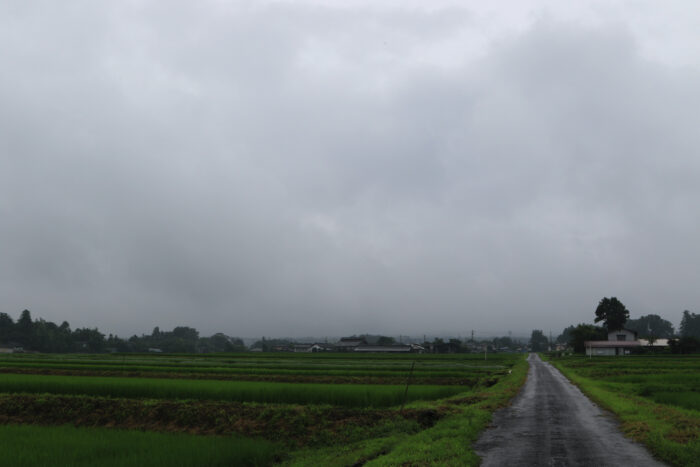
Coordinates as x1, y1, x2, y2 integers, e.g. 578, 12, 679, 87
0, 362, 500, 380
0, 353, 516, 370
25, 352, 520, 367
0, 423, 280, 467
0, 358, 505, 380
0, 358, 487, 372
0, 373, 464, 407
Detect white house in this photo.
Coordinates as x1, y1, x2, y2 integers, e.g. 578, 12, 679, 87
584, 328, 640, 356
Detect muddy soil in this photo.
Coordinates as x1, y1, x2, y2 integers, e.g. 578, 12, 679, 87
474, 354, 665, 466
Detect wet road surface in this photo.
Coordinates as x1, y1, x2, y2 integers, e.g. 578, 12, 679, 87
474, 354, 665, 466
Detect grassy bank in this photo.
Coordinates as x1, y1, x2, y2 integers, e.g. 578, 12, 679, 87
548, 355, 700, 467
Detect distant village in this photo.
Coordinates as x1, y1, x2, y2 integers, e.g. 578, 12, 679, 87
247, 335, 529, 354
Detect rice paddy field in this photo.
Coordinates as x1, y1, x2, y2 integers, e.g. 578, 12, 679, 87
0, 351, 528, 466
549, 354, 700, 467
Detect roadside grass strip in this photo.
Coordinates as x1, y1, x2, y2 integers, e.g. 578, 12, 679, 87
0, 424, 280, 467
549, 356, 700, 467
0, 373, 463, 407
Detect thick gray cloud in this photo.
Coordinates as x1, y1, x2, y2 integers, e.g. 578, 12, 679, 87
1, 1, 699, 338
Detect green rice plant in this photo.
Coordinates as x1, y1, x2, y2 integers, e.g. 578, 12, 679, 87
648, 392, 700, 412
0, 360, 502, 378
0, 373, 463, 407
0, 423, 280, 466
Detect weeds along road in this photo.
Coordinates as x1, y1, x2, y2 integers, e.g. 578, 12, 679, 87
474, 353, 665, 467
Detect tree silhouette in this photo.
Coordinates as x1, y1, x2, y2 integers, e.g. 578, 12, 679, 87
594, 297, 629, 332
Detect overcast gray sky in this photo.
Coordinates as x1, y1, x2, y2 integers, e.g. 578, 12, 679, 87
2, 0, 699, 339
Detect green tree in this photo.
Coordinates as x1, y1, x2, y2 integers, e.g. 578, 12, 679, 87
569, 324, 607, 353
17, 309, 35, 348
0, 313, 14, 343
492, 336, 514, 349
529, 330, 549, 352
556, 325, 575, 345
680, 310, 700, 338
172, 326, 199, 341
625, 314, 674, 339
376, 336, 396, 346
594, 297, 629, 331
72, 328, 105, 353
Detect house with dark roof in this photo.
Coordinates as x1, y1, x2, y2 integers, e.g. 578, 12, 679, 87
334, 337, 367, 352
584, 328, 640, 356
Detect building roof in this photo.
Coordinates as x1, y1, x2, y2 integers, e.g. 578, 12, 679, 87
336, 338, 366, 347
354, 345, 412, 352
584, 340, 641, 348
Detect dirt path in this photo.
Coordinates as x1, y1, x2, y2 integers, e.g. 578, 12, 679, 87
474, 353, 665, 466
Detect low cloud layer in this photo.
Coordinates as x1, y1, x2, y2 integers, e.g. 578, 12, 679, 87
2, 1, 699, 338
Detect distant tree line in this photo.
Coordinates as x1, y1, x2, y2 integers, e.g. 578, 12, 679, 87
0, 309, 244, 353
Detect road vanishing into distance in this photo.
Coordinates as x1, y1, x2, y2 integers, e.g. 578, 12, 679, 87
474, 353, 665, 467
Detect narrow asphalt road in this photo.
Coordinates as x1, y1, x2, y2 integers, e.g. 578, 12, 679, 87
474, 353, 665, 466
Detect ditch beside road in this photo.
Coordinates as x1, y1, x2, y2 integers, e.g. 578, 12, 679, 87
474, 353, 665, 466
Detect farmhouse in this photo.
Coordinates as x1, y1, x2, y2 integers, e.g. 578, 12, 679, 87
293, 343, 334, 352
335, 337, 367, 352
584, 328, 641, 356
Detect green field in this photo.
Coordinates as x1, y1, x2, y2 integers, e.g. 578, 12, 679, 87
548, 354, 700, 467
0, 424, 279, 466
0, 351, 528, 465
